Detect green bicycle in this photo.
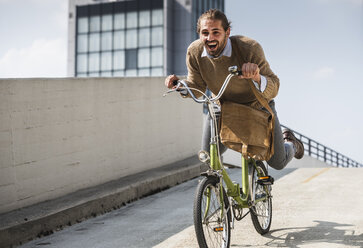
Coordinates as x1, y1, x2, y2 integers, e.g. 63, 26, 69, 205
165, 66, 274, 248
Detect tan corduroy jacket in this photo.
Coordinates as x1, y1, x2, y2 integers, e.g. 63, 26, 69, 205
185, 35, 280, 108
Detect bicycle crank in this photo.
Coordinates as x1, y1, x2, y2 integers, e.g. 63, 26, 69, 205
232, 204, 245, 221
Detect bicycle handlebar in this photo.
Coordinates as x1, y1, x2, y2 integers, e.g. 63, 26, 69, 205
164, 66, 242, 104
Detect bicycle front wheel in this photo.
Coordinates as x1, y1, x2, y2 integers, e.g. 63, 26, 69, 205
250, 161, 272, 234
194, 177, 231, 248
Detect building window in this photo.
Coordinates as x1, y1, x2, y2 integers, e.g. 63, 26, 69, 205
114, 13, 125, 29
151, 47, 163, 67
101, 52, 112, 71
152, 9, 163, 26
78, 17, 88, 33
139, 10, 150, 27
125, 49, 137, 69
151, 27, 163, 46
114, 31, 125, 50
90, 16, 100, 32
139, 28, 150, 47
89, 53, 100, 72
77, 34, 88, 52
126, 29, 138, 49
101, 32, 112, 51
138, 48, 150, 68
113, 51, 125, 70
89, 33, 100, 52
77, 54, 87, 73
75, 0, 164, 77
102, 14, 112, 31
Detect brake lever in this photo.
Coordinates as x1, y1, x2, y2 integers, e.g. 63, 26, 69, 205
163, 81, 188, 97
163, 88, 177, 97
163, 81, 182, 97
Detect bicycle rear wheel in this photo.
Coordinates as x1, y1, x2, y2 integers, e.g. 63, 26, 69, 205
194, 176, 231, 248
250, 161, 272, 234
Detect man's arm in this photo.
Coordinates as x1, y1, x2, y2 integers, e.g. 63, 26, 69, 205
239, 42, 280, 101
184, 48, 207, 99
164, 48, 207, 98
251, 42, 280, 101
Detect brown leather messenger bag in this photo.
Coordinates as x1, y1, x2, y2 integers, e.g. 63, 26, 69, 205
220, 80, 275, 161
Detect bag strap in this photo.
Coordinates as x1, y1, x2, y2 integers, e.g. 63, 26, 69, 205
246, 79, 276, 157
246, 80, 274, 119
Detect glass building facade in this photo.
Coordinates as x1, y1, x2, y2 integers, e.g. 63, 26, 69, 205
75, 0, 164, 77
69, 0, 224, 77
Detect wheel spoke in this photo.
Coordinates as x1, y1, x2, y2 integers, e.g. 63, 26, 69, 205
250, 162, 272, 234
194, 178, 230, 248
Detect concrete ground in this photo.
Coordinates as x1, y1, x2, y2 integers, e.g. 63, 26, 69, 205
18, 165, 292, 248
0, 157, 207, 248
155, 167, 363, 248
2, 151, 362, 248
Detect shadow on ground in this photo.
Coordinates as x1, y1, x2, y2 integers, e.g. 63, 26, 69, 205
259, 220, 363, 247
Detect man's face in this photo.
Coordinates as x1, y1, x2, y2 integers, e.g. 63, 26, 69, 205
199, 18, 230, 57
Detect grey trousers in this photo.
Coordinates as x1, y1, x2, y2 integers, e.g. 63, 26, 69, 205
201, 100, 295, 170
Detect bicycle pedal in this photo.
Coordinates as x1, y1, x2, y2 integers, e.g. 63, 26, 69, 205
213, 227, 224, 232
257, 176, 274, 185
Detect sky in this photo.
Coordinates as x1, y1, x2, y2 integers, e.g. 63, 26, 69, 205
225, 0, 363, 164
0, 0, 362, 164
0, 0, 67, 77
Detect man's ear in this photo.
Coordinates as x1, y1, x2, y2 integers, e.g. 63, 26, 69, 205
226, 28, 231, 37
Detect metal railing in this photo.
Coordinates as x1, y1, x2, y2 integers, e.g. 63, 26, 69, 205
281, 125, 363, 168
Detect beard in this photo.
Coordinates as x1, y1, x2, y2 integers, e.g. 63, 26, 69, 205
205, 35, 228, 57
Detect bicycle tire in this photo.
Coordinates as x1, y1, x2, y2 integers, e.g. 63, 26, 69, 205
250, 161, 272, 235
193, 176, 231, 248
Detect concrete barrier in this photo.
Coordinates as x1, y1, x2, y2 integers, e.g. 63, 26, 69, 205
224, 149, 332, 168
0, 77, 203, 214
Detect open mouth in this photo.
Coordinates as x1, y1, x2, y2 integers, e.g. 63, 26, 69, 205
207, 41, 218, 51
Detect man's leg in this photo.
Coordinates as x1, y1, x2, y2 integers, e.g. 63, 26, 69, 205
266, 100, 296, 170
201, 113, 211, 152
201, 111, 227, 154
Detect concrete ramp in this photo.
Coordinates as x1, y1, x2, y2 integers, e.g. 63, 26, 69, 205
154, 167, 363, 247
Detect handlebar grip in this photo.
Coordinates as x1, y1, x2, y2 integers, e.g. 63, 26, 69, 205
237, 70, 243, 76
172, 80, 178, 86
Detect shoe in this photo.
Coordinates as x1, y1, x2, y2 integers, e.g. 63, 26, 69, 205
282, 128, 304, 159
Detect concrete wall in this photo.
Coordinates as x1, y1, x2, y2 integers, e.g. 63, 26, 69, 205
0, 77, 202, 214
